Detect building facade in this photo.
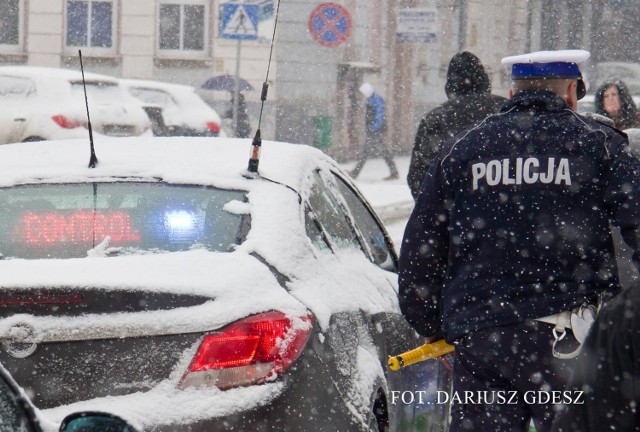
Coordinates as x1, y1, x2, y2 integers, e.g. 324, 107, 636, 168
0, 0, 275, 135
0, 0, 619, 160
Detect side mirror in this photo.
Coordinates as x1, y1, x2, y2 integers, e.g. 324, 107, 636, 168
60, 412, 138, 432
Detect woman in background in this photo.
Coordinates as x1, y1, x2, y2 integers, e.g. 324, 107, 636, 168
595, 78, 640, 129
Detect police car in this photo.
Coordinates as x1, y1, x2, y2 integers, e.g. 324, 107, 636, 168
0, 137, 449, 431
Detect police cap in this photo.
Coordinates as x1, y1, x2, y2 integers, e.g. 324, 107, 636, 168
501, 49, 590, 99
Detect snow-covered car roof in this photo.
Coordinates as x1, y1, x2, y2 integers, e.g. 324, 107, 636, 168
0, 65, 119, 85
120, 78, 197, 94
0, 136, 335, 192
0, 137, 393, 328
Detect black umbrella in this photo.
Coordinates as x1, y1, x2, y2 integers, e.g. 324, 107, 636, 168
202, 74, 253, 92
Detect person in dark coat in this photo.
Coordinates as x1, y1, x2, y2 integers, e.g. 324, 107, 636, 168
595, 78, 640, 130
349, 82, 399, 180
551, 281, 640, 431
407, 51, 506, 199
224, 93, 251, 138
398, 49, 640, 432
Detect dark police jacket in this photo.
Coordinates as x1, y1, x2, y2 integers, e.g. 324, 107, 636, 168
399, 89, 640, 341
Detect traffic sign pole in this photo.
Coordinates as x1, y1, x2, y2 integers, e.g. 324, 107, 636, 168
233, 39, 242, 136
220, 2, 259, 137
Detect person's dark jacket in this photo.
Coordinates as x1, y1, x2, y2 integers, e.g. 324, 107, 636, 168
595, 79, 640, 130
407, 51, 506, 199
399, 89, 640, 341
551, 282, 640, 431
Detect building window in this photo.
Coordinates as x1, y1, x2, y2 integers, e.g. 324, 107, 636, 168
0, 0, 23, 53
66, 0, 116, 53
158, 1, 208, 57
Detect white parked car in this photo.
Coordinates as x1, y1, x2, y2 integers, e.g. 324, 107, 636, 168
0, 66, 151, 145
120, 79, 225, 137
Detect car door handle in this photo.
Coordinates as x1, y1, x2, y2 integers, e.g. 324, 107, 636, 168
13, 118, 26, 122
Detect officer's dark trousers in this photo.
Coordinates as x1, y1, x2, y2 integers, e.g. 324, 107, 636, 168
449, 320, 576, 432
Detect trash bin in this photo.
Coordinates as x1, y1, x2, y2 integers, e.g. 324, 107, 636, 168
313, 116, 332, 149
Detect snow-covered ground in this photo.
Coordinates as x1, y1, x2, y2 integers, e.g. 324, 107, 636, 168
341, 155, 414, 252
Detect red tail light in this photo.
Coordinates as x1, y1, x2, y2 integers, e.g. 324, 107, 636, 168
206, 121, 221, 134
179, 311, 313, 390
51, 115, 84, 129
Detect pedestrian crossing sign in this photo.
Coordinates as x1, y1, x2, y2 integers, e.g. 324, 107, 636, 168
220, 3, 259, 40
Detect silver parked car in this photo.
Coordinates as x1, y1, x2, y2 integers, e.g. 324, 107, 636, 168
121, 79, 226, 138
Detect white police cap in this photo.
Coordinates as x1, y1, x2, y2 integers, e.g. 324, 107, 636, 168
502, 49, 590, 99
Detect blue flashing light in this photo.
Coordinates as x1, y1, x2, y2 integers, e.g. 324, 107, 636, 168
165, 210, 196, 231
150, 207, 203, 247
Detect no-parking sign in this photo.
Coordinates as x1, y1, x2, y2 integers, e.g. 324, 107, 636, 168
308, 3, 351, 47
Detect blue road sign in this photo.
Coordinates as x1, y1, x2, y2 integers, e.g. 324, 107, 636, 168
220, 3, 259, 40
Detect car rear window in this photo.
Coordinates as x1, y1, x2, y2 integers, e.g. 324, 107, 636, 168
128, 87, 176, 107
70, 81, 127, 104
0, 75, 36, 99
0, 183, 246, 259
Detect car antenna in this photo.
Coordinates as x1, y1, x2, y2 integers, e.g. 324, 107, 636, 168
79, 49, 98, 168
246, 0, 281, 177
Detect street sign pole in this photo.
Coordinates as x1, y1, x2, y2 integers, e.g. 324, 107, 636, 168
233, 39, 242, 136
220, 2, 259, 137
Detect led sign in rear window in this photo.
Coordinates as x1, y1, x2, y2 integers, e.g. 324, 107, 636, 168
0, 183, 246, 259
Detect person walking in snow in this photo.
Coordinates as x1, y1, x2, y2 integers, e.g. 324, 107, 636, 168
349, 82, 399, 180
398, 49, 640, 432
407, 51, 505, 200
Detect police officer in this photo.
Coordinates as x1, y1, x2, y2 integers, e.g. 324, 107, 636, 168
398, 50, 640, 432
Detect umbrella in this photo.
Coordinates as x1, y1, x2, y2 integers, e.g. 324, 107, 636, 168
201, 74, 253, 92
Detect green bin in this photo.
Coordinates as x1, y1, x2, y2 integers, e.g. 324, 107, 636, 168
313, 116, 333, 149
